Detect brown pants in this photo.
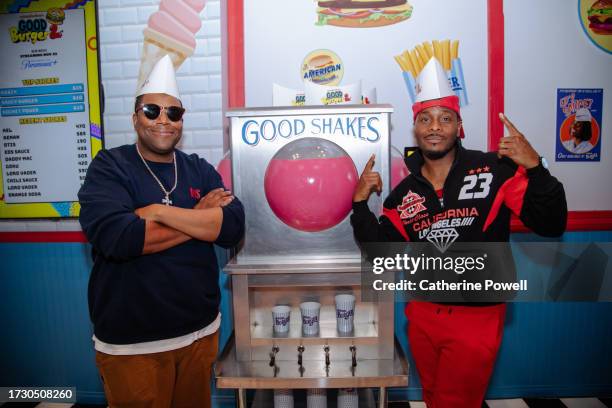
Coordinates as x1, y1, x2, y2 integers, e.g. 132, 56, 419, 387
95, 331, 219, 408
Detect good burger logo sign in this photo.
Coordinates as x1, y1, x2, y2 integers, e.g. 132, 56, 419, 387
301, 49, 344, 86
8, 8, 65, 44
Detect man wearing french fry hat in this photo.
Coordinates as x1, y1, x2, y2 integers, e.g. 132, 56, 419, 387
351, 57, 567, 407
78, 55, 244, 407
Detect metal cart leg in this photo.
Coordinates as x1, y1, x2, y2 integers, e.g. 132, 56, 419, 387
237, 388, 247, 408
378, 386, 387, 408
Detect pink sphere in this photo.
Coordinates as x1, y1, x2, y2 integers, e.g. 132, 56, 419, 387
216, 152, 232, 191
390, 146, 409, 189
264, 138, 358, 232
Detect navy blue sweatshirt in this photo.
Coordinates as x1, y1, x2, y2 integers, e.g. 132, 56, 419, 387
78, 144, 245, 344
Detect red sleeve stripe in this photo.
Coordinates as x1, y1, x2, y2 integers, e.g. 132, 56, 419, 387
382, 207, 410, 241
482, 167, 528, 232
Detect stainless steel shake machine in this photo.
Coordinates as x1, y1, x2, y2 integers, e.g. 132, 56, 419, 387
215, 105, 408, 407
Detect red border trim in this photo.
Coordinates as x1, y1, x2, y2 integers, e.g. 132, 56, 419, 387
488, 0, 504, 150
511, 212, 612, 233
227, 0, 244, 108
3, 213, 610, 242
0, 231, 87, 243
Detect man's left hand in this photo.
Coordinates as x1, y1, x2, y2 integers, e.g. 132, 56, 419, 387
498, 113, 540, 169
195, 188, 234, 209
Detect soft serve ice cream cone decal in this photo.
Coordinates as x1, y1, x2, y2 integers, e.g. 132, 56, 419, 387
137, 0, 206, 91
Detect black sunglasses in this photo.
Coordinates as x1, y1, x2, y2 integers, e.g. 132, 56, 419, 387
136, 104, 185, 122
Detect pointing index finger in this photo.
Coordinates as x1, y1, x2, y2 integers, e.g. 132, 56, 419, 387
499, 112, 519, 134
365, 154, 376, 172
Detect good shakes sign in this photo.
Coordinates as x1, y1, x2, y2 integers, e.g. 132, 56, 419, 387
240, 114, 383, 146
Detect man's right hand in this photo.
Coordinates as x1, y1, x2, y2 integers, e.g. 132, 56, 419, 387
353, 154, 382, 202
196, 188, 234, 209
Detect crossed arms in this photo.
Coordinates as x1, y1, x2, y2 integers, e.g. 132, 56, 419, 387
137, 188, 234, 254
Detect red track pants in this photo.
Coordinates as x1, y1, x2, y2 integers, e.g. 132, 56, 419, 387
405, 301, 506, 408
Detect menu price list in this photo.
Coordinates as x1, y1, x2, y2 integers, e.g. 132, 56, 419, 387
1, 117, 91, 204
2, 126, 39, 200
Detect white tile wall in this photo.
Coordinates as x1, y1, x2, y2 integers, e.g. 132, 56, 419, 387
0, 0, 224, 232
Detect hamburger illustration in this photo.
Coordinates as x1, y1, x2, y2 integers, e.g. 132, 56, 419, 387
46, 8, 65, 25
301, 50, 343, 85
304, 54, 336, 75
587, 0, 612, 35
316, 0, 413, 28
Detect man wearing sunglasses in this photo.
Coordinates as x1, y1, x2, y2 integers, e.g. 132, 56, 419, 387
78, 55, 245, 407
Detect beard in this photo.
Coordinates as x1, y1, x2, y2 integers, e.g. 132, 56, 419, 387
421, 138, 458, 160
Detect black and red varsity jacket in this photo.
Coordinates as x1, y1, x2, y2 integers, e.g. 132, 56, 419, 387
351, 144, 567, 245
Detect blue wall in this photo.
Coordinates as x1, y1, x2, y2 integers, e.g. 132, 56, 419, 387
0, 232, 611, 404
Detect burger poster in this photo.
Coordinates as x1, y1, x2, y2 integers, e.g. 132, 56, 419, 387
0, 0, 102, 218
555, 88, 603, 162
315, 0, 414, 28
579, 0, 612, 53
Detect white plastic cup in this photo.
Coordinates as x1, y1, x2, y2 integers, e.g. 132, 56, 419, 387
300, 301, 321, 335
335, 294, 355, 333
306, 388, 327, 408
272, 305, 291, 334
337, 388, 358, 408
274, 389, 294, 408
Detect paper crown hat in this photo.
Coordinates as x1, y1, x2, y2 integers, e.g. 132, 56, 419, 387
411, 57, 464, 137
136, 55, 180, 99
575, 108, 592, 122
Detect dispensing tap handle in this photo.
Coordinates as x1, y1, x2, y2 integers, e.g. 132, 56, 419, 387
269, 353, 275, 367
269, 346, 279, 367
350, 345, 357, 367
324, 345, 330, 367
297, 345, 305, 366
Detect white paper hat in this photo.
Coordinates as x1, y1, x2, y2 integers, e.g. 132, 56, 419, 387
414, 57, 454, 103
136, 55, 180, 99
575, 108, 592, 122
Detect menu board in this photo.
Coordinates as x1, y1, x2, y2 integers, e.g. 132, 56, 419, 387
0, 0, 102, 218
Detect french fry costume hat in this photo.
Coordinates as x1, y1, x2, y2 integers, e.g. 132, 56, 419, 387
412, 57, 464, 138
